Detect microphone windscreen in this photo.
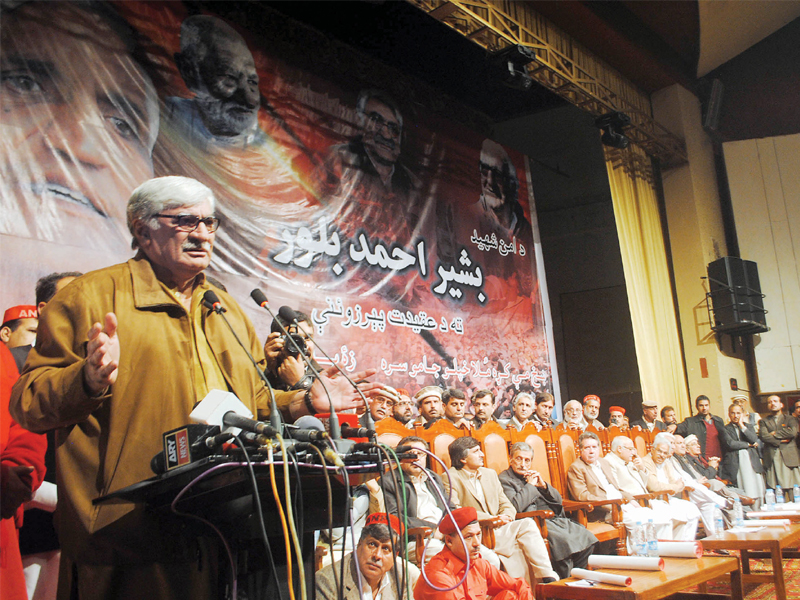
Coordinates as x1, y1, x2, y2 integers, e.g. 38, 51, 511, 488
278, 305, 299, 323
251, 289, 268, 306
203, 289, 221, 306
293, 415, 326, 431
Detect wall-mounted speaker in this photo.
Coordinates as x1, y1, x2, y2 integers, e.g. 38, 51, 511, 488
707, 256, 768, 334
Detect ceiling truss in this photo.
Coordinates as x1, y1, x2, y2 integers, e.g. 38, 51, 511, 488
408, 0, 688, 167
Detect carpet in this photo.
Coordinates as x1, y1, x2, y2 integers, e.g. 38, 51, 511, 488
692, 551, 800, 600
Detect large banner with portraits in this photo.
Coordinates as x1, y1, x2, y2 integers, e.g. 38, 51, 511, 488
0, 1, 555, 411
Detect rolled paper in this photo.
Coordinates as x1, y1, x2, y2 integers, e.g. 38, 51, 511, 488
740, 519, 791, 527
656, 541, 703, 558
571, 568, 632, 587
749, 511, 800, 518
587, 555, 664, 571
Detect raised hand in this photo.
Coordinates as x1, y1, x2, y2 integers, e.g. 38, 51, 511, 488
84, 313, 119, 396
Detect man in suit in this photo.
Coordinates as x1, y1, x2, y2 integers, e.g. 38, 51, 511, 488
470, 389, 498, 429
379, 436, 499, 567
530, 392, 557, 431
507, 393, 535, 432
604, 436, 699, 540
675, 435, 755, 506
675, 395, 725, 459
316, 513, 417, 600
445, 437, 558, 585
721, 403, 765, 501
630, 400, 667, 432
758, 395, 800, 488
567, 432, 671, 551
499, 443, 597, 578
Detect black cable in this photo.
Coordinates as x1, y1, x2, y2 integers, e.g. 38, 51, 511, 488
307, 443, 339, 600
375, 444, 407, 598
235, 434, 284, 600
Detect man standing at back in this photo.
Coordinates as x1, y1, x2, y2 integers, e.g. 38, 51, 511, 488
10, 176, 376, 600
676, 395, 725, 460
759, 395, 800, 488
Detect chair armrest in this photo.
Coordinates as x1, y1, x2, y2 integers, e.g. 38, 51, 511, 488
407, 526, 433, 539
478, 517, 505, 549
517, 510, 555, 520
562, 500, 594, 512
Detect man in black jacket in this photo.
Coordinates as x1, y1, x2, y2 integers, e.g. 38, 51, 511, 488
675, 395, 726, 460
499, 442, 597, 579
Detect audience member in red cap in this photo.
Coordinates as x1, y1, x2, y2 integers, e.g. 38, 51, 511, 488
608, 406, 628, 431
316, 512, 418, 600
414, 506, 533, 600
582, 395, 605, 430
0, 306, 38, 350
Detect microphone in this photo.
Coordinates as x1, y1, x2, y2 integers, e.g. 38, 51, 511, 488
284, 415, 329, 442
199, 429, 270, 451
341, 423, 372, 439
203, 292, 282, 434
222, 412, 278, 438
202, 290, 226, 313
190, 390, 278, 437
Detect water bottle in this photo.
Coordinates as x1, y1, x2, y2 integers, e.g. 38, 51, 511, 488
765, 488, 776, 510
733, 498, 744, 527
776, 485, 785, 504
632, 521, 646, 556
714, 508, 725, 535
793, 484, 800, 504
646, 519, 659, 557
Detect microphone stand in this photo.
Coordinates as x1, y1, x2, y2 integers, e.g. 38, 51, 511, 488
202, 291, 283, 438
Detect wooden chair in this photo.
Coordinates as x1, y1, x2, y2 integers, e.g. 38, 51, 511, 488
629, 426, 655, 456
471, 420, 511, 474
375, 417, 416, 448
417, 418, 466, 474
556, 433, 628, 555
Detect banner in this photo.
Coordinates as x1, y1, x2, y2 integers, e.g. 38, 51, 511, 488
0, 1, 554, 408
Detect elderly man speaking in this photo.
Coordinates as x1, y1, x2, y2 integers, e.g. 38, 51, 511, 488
10, 176, 377, 600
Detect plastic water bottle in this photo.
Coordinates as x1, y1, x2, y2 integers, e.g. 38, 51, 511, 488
776, 485, 785, 504
733, 498, 744, 527
646, 519, 659, 557
632, 521, 646, 556
793, 484, 800, 504
714, 508, 725, 535
765, 488, 776, 510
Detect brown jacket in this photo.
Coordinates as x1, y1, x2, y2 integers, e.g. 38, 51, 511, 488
567, 457, 633, 521
444, 466, 516, 520
10, 256, 291, 564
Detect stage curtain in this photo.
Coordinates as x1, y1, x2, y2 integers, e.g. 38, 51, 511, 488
604, 145, 689, 420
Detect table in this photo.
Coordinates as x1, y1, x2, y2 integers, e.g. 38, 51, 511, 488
534, 556, 742, 600
700, 523, 800, 600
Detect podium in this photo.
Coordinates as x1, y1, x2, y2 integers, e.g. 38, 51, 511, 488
95, 453, 383, 599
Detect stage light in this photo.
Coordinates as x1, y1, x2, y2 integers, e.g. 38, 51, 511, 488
491, 45, 536, 91
595, 111, 631, 149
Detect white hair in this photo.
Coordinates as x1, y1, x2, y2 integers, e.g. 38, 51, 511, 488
610, 435, 631, 453
127, 176, 216, 249
653, 432, 674, 448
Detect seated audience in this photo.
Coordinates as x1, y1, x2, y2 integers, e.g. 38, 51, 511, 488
360, 386, 399, 427
316, 513, 419, 600
642, 433, 730, 534
567, 432, 677, 550
413, 507, 533, 600
675, 395, 725, 460
608, 406, 627, 430
499, 443, 597, 579
391, 389, 415, 427
582, 395, 605, 430
792, 399, 800, 420
721, 403, 765, 502
380, 436, 500, 567
413, 387, 443, 428
443, 388, 473, 429
758, 395, 800, 488
557, 400, 585, 431
604, 435, 699, 540
661, 406, 678, 433
631, 400, 667, 432
471, 390, 497, 429
507, 393, 535, 432
677, 435, 755, 506
530, 392, 556, 431
445, 437, 558, 585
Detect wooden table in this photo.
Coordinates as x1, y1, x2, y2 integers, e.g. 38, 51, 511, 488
700, 522, 800, 600
534, 556, 742, 600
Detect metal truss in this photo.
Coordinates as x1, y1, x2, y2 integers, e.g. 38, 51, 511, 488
408, 0, 688, 167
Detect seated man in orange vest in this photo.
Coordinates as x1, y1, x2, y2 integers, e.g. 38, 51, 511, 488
414, 507, 533, 600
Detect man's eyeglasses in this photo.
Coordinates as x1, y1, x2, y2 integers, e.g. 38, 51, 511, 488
154, 214, 220, 232
365, 112, 401, 138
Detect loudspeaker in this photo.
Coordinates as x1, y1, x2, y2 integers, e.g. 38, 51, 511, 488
707, 257, 768, 334
702, 78, 724, 132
